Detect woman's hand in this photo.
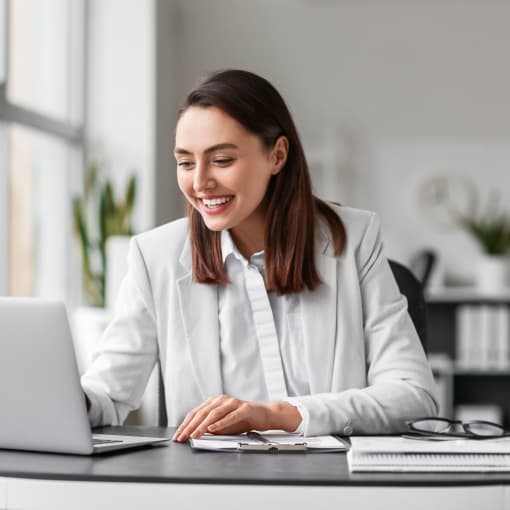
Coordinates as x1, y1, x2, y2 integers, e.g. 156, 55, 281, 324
172, 395, 301, 442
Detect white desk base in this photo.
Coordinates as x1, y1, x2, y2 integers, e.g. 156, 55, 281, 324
1, 477, 508, 510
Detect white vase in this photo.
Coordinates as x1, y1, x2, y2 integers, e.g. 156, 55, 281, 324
476, 255, 509, 293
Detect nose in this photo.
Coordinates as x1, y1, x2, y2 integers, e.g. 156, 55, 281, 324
193, 163, 215, 193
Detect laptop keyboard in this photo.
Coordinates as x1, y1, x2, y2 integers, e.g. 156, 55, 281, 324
93, 438, 123, 445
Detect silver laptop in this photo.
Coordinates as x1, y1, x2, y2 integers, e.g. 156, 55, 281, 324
0, 297, 169, 455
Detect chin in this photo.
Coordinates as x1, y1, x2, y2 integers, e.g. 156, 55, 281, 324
201, 217, 229, 232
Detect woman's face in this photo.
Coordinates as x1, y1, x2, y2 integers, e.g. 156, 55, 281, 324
175, 106, 287, 240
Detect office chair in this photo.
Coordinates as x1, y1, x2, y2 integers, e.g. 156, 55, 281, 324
388, 259, 427, 353
410, 249, 437, 290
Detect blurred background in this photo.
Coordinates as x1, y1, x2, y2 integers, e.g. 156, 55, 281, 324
1, 0, 510, 303
1, 0, 510, 423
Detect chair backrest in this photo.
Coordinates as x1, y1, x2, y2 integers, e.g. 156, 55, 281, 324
409, 249, 437, 289
388, 259, 427, 353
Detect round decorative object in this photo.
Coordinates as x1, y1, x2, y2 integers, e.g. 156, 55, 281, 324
417, 173, 477, 229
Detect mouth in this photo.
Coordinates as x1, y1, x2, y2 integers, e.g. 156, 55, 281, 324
198, 195, 234, 215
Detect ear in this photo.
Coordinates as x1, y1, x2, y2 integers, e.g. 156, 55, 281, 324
271, 136, 289, 175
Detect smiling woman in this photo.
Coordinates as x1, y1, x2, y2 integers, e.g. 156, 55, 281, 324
81, 70, 438, 441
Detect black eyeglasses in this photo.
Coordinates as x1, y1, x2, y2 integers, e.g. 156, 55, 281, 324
407, 417, 507, 439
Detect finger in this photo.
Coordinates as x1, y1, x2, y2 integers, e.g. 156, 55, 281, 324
188, 399, 241, 439
208, 406, 250, 435
175, 396, 230, 441
173, 396, 217, 440
179, 398, 239, 441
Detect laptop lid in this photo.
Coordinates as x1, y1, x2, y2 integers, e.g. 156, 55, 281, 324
0, 298, 95, 454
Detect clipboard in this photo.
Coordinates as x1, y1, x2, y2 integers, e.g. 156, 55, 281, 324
239, 433, 307, 451
189, 432, 349, 453
239, 442, 307, 452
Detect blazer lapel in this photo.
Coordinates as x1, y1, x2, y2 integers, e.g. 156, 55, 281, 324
177, 243, 223, 400
300, 234, 338, 394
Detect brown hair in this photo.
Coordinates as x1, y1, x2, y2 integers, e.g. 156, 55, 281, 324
179, 69, 346, 294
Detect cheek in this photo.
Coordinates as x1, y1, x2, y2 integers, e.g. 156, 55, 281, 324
177, 172, 192, 196
235, 164, 272, 196
244, 170, 272, 201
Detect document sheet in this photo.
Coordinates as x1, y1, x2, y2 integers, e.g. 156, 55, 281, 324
190, 433, 348, 452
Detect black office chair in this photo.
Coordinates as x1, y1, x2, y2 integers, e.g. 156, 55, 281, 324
388, 259, 427, 353
410, 249, 437, 290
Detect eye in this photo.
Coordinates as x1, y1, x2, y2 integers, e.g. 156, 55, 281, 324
177, 160, 194, 169
213, 158, 234, 166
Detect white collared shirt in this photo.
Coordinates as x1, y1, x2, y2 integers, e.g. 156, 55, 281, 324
218, 230, 310, 434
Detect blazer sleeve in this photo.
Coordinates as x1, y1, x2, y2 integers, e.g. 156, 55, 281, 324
81, 237, 158, 427
287, 213, 438, 436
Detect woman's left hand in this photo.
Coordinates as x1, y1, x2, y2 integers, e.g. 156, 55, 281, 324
172, 395, 300, 442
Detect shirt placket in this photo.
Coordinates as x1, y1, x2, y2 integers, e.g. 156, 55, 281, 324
244, 263, 288, 401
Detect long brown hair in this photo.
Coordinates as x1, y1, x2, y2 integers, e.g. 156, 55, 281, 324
179, 70, 346, 294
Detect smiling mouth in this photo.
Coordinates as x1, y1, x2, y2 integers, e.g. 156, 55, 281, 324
200, 196, 234, 209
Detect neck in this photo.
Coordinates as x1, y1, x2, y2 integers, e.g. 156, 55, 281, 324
230, 226, 264, 259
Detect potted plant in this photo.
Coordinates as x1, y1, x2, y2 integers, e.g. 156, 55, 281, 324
456, 191, 510, 292
72, 162, 137, 307
71, 163, 137, 372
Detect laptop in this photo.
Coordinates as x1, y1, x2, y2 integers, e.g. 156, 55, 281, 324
0, 297, 170, 455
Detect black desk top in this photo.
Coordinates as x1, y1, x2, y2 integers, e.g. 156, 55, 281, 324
1, 426, 510, 487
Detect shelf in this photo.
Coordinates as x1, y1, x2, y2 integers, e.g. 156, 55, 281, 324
453, 366, 510, 376
430, 365, 510, 377
426, 287, 510, 304
429, 355, 510, 376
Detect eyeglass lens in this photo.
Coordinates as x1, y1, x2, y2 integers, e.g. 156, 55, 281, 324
464, 422, 505, 437
411, 418, 505, 436
412, 419, 453, 433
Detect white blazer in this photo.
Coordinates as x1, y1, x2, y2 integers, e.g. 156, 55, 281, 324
81, 206, 437, 436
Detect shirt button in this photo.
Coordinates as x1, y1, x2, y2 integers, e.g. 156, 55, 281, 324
343, 424, 353, 436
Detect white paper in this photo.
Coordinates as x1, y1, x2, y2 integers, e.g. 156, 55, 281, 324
348, 435, 510, 472
350, 435, 510, 454
190, 433, 346, 452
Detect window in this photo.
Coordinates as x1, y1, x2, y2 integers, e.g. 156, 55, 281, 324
0, 0, 85, 301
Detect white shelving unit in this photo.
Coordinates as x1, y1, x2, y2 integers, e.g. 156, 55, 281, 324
426, 289, 510, 424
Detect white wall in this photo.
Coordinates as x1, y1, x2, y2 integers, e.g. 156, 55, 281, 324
165, 0, 510, 284
154, 0, 184, 224
86, 0, 156, 231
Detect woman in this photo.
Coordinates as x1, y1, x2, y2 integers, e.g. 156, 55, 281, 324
82, 70, 437, 442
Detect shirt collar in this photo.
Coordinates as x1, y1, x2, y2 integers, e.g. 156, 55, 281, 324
220, 230, 265, 270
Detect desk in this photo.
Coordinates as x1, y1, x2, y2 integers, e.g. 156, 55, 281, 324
1, 426, 510, 510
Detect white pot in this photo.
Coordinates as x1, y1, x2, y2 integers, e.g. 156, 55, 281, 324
476, 255, 509, 293
71, 306, 112, 374
105, 235, 131, 310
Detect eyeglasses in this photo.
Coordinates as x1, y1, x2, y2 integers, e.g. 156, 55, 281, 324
406, 417, 507, 439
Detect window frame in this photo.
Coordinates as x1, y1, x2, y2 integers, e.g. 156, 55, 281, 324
0, 0, 86, 300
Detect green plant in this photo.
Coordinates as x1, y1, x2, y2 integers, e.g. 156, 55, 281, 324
72, 163, 137, 306
456, 191, 510, 255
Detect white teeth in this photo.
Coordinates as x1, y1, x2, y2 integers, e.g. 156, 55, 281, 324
202, 196, 232, 207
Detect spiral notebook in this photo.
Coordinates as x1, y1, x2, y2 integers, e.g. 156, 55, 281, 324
348, 436, 510, 472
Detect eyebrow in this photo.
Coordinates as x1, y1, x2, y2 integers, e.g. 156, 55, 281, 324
174, 143, 239, 155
